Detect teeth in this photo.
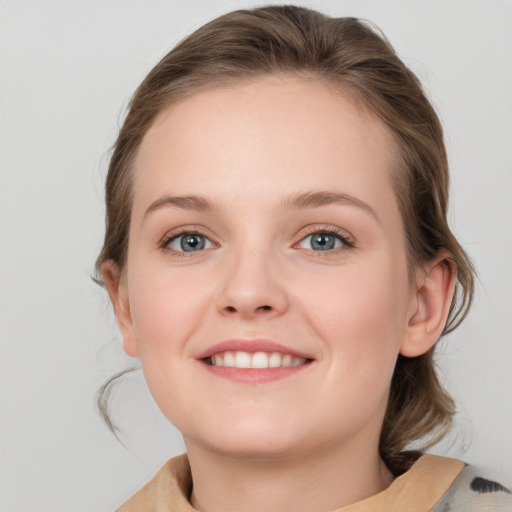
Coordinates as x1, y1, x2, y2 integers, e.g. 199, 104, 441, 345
251, 352, 269, 368
209, 351, 307, 369
235, 351, 251, 368
268, 352, 281, 368
223, 352, 235, 367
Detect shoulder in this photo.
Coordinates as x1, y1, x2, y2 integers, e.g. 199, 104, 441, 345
432, 462, 512, 511
116, 454, 193, 512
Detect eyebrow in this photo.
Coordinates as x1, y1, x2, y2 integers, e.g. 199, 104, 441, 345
144, 190, 379, 223
280, 190, 379, 221
144, 195, 214, 218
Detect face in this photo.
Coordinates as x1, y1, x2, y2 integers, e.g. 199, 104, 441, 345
113, 76, 420, 460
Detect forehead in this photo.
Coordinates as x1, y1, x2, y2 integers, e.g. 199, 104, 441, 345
132, 75, 397, 215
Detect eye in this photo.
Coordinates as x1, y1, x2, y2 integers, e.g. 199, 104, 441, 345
297, 230, 350, 251
166, 232, 215, 253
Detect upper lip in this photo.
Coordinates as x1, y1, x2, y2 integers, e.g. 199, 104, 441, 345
196, 338, 313, 360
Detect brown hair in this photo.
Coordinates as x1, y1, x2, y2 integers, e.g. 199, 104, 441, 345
96, 5, 474, 474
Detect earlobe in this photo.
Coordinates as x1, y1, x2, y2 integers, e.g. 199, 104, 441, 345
400, 253, 456, 358
101, 260, 139, 358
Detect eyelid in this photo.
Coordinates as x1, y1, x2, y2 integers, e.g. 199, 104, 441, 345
293, 224, 356, 250
158, 224, 355, 254
159, 226, 217, 254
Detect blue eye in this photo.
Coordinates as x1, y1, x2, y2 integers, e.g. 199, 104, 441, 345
298, 232, 345, 251
167, 233, 214, 252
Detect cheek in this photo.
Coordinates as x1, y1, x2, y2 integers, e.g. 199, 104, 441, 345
128, 264, 212, 359
300, 258, 410, 374
126, 265, 214, 425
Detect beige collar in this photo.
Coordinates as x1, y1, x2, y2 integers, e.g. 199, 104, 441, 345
117, 453, 465, 512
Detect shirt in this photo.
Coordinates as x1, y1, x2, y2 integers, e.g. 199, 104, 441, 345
116, 453, 512, 511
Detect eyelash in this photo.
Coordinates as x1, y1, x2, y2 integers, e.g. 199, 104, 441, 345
160, 225, 355, 256
295, 226, 355, 253
160, 229, 214, 257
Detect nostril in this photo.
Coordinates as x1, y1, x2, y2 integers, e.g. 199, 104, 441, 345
222, 304, 275, 316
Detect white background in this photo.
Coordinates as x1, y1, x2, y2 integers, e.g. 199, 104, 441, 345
1, 0, 511, 510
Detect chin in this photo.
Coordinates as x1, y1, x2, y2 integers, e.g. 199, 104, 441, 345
204, 438, 305, 461
184, 416, 310, 460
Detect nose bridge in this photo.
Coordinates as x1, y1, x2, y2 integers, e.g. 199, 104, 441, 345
216, 233, 288, 318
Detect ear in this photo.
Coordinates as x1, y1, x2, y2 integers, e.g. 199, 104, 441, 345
101, 260, 139, 357
400, 252, 456, 357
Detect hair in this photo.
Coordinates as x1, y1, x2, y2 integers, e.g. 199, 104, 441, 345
95, 5, 475, 475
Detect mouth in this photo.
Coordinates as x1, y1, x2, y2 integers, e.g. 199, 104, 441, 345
197, 339, 314, 383
205, 351, 309, 368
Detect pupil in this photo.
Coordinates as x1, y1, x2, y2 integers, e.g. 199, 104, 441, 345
181, 235, 205, 251
312, 233, 334, 250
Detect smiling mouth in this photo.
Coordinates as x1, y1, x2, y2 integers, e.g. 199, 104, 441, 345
205, 351, 310, 368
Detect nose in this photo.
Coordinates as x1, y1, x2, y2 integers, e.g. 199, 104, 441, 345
215, 244, 289, 321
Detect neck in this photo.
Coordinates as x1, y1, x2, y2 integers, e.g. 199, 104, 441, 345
186, 437, 393, 512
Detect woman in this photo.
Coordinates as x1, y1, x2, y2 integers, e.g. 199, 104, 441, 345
96, 6, 511, 511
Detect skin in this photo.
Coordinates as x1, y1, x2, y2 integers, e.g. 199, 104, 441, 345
103, 75, 455, 512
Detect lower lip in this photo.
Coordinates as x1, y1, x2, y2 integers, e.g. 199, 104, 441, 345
199, 360, 312, 383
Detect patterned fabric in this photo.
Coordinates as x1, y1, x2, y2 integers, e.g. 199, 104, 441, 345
432, 464, 512, 511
